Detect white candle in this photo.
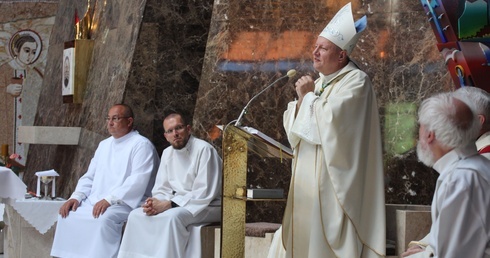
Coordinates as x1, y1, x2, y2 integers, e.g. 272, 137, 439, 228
36, 177, 41, 197
52, 178, 56, 198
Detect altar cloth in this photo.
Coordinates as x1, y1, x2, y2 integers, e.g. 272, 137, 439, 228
0, 167, 26, 205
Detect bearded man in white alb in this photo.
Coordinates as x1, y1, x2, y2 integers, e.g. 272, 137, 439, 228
268, 3, 385, 258
401, 93, 490, 257
453, 86, 490, 159
117, 111, 222, 258
51, 104, 160, 258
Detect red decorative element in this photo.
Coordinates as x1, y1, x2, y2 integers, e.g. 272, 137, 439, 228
421, 0, 490, 92
480, 145, 490, 154
74, 9, 80, 25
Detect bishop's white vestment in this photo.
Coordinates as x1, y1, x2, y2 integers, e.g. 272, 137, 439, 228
51, 130, 160, 258
117, 135, 222, 258
276, 61, 386, 258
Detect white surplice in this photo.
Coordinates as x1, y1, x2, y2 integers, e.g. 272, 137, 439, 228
51, 130, 160, 258
118, 135, 222, 258
274, 61, 385, 258
406, 143, 490, 258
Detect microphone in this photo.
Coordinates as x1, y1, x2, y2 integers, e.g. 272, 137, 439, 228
234, 69, 297, 127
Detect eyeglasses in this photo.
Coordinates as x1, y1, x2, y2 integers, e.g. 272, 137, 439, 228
164, 124, 187, 134
105, 116, 130, 123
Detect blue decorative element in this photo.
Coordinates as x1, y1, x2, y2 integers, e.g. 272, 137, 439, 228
455, 65, 465, 86
421, 0, 447, 43
479, 43, 490, 66
355, 16, 367, 33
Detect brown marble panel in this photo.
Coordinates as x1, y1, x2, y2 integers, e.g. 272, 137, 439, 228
194, 0, 452, 223
133, 0, 215, 155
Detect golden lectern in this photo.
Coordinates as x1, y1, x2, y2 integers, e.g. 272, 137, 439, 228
220, 125, 293, 258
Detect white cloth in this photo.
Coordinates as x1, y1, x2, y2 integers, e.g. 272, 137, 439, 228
0, 167, 26, 204
35, 169, 59, 197
407, 143, 490, 258
278, 61, 385, 258
404, 245, 435, 258
476, 131, 490, 159
52, 204, 132, 258
118, 136, 222, 258
51, 130, 159, 258
119, 206, 220, 258
9, 199, 64, 234
267, 227, 286, 258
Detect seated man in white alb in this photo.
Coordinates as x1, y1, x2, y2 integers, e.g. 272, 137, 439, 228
51, 104, 160, 258
401, 93, 490, 257
118, 111, 222, 258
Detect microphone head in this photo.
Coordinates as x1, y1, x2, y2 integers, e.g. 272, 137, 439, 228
286, 69, 297, 78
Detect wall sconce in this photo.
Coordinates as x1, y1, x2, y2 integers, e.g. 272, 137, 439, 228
62, 1, 96, 104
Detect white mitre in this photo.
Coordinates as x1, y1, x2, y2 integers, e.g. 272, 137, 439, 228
319, 2, 367, 54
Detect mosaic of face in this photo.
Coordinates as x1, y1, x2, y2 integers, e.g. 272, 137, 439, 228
15, 40, 38, 65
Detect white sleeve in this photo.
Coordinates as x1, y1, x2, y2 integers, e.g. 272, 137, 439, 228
151, 155, 174, 201
431, 172, 487, 258
72, 151, 99, 199
290, 92, 322, 145
171, 146, 222, 216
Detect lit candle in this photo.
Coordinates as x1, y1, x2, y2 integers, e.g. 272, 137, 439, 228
1, 144, 8, 156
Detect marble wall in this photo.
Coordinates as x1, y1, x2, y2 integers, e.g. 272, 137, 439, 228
126, 0, 215, 155
193, 0, 452, 222
19, 0, 452, 224
23, 0, 216, 198
24, 0, 150, 197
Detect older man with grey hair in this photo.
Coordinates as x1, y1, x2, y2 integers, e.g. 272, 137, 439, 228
402, 92, 490, 258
